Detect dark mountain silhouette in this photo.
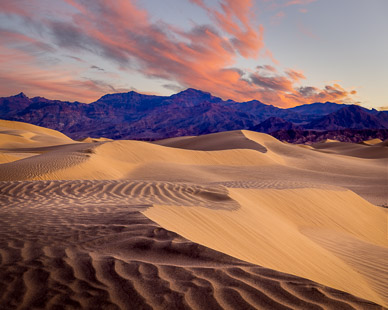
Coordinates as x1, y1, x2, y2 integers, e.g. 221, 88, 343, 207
165, 88, 222, 107
288, 101, 346, 116
305, 105, 388, 130
376, 111, 388, 128
271, 129, 388, 144
222, 100, 304, 122
251, 117, 303, 133
0, 92, 33, 118
1, 89, 387, 142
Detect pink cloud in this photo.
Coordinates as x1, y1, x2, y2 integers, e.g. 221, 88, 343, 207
0, 0, 356, 108
0, 44, 115, 102
286, 69, 306, 81
190, 0, 264, 58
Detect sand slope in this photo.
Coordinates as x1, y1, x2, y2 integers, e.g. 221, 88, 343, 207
0, 119, 74, 148
0, 119, 77, 164
0, 121, 387, 309
144, 188, 387, 306
0, 180, 385, 310
1, 129, 385, 205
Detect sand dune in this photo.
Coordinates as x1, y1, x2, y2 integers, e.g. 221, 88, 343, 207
0, 119, 74, 148
0, 180, 385, 309
311, 140, 388, 159
0, 119, 77, 164
2, 129, 385, 204
144, 188, 387, 306
0, 120, 387, 309
154, 130, 268, 153
79, 137, 114, 143
362, 138, 383, 145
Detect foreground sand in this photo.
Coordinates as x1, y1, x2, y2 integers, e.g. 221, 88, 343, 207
0, 120, 387, 309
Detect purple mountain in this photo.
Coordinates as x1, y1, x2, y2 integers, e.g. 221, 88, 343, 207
251, 117, 303, 133
304, 105, 387, 130
1, 89, 387, 141
288, 101, 347, 116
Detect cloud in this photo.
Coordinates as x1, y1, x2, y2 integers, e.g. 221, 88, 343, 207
0, 43, 110, 102
90, 65, 104, 71
163, 84, 185, 92
189, 0, 264, 58
250, 73, 294, 92
0, 0, 356, 107
0, 29, 55, 53
50, 21, 90, 50
257, 65, 277, 72
286, 69, 305, 81
294, 84, 357, 104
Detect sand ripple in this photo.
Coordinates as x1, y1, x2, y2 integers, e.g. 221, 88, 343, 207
0, 180, 385, 309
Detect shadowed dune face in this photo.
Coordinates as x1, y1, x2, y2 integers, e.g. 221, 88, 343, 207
0, 180, 385, 310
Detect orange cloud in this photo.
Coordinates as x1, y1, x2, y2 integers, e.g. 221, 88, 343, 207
189, 0, 264, 58
0, 0, 356, 108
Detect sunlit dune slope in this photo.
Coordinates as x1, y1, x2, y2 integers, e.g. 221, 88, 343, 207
0, 119, 74, 148
0, 131, 284, 181
362, 138, 383, 145
0, 120, 78, 164
144, 187, 388, 306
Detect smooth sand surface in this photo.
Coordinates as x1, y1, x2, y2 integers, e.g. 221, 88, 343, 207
1, 121, 387, 309
0, 119, 74, 149
362, 138, 383, 145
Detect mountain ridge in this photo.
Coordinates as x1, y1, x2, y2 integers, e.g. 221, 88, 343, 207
1, 89, 387, 142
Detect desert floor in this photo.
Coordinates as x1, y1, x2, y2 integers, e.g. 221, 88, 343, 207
0, 119, 387, 309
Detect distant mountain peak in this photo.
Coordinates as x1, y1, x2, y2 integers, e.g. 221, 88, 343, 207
305, 104, 388, 130
177, 88, 211, 96
243, 99, 266, 105
289, 101, 346, 116
167, 88, 222, 107
13, 92, 28, 99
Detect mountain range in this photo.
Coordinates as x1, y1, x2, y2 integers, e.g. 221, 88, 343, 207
1, 88, 388, 143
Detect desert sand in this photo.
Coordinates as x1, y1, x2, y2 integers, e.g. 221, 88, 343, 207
0, 120, 387, 309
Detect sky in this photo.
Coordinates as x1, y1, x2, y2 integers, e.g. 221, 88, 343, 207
0, 0, 387, 109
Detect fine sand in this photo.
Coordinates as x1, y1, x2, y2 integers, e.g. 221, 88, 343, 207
0, 120, 387, 309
